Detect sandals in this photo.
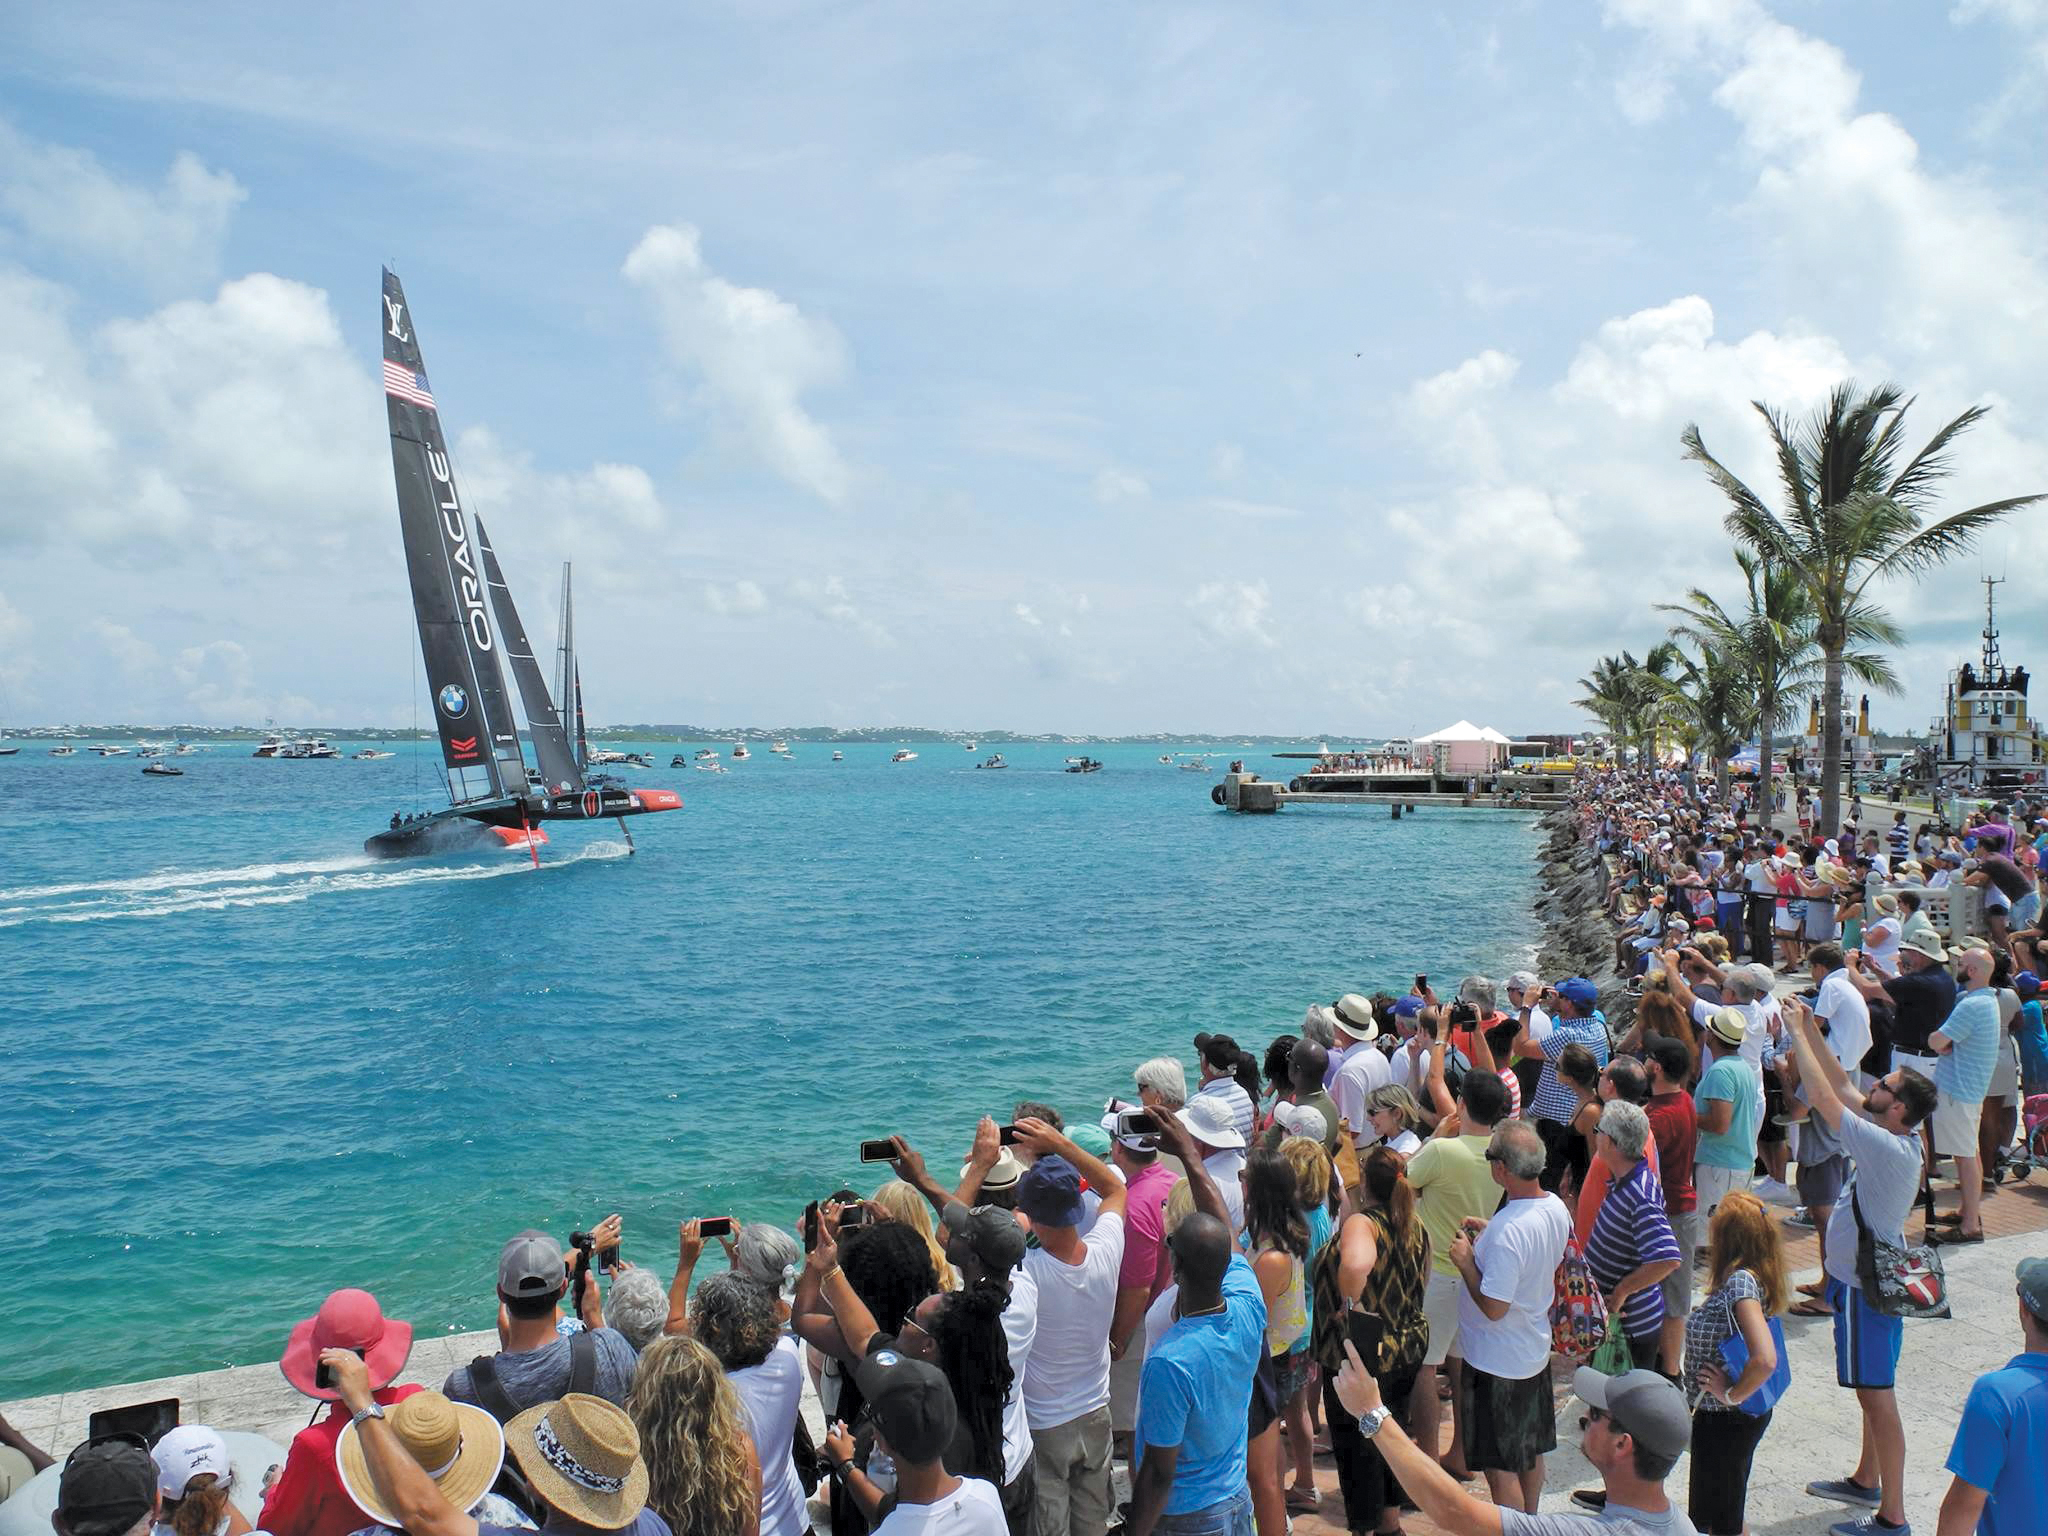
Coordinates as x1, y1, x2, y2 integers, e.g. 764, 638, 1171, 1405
1285, 1489, 1322, 1514
1796, 1280, 1826, 1297
1790, 1298, 1837, 1317
1926, 1227, 1985, 1246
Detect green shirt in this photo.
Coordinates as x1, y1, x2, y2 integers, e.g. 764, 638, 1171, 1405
1405, 1132, 1500, 1278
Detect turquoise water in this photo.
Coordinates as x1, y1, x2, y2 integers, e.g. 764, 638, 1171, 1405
0, 742, 1542, 1400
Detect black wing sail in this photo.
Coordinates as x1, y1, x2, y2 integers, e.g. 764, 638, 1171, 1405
477, 516, 584, 795
573, 661, 590, 771
554, 562, 575, 743
381, 268, 526, 805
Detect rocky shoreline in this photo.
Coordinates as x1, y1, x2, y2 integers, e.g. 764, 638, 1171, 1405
1528, 806, 1634, 1028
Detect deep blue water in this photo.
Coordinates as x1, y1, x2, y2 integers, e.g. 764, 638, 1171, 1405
0, 740, 1542, 1399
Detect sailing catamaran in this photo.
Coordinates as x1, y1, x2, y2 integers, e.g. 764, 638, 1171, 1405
364, 269, 680, 859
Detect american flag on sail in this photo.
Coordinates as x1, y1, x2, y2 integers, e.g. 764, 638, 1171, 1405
383, 360, 436, 410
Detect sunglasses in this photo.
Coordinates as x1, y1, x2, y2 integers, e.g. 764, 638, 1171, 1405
1483, 1149, 1505, 1163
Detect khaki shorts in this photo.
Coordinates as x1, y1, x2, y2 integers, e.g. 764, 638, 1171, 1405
1423, 1269, 1466, 1366
1933, 1090, 1984, 1158
1987, 1036, 2020, 1102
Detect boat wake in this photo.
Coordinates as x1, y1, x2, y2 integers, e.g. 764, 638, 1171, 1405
0, 843, 632, 928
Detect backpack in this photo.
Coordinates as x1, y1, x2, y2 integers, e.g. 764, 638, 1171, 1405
1550, 1235, 1607, 1361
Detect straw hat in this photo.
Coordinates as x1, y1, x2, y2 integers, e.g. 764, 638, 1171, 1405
504, 1394, 649, 1529
337, 1391, 503, 1526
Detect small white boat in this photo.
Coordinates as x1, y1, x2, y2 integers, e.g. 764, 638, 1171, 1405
891, 749, 918, 763
832, 750, 844, 762
1179, 756, 1212, 772
977, 753, 1007, 770
352, 748, 396, 760
1065, 756, 1104, 774
732, 743, 750, 759
695, 748, 719, 760
174, 741, 199, 755
95, 744, 130, 757
964, 740, 978, 751
50, 744, 76, 756
1159, 754, 1173, 764
695, 762, 727, 773
251, 734, 287, 757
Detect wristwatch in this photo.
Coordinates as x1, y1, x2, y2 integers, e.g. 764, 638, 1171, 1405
1355, 1405, 1389, 1439
350, 1401, 386, 1428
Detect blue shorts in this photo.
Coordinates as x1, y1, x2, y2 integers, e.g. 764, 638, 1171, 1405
1827, 1276, 1902, 1389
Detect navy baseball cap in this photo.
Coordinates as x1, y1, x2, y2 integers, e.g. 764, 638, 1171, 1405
1017, 1154, 1086, 1227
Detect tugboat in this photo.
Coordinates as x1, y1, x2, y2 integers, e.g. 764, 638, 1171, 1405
1929, 577, 2045, 792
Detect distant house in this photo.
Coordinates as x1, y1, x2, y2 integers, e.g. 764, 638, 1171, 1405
1415, 719, 1512, 775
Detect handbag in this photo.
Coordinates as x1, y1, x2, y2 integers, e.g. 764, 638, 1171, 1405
1550, 1235, 1607, 1361
1717, 1315, 1791, 1416
1850, 1186, 1949, 1319
1588, 1314, 1634, 1377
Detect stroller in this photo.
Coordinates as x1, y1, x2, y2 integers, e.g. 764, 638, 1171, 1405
2008, 1093, 2048, 1181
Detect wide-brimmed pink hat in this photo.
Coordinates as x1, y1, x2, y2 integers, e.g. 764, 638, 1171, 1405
280, 1288, 413, 1400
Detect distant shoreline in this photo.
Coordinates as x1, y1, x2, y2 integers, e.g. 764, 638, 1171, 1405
1, 726, 1408, 747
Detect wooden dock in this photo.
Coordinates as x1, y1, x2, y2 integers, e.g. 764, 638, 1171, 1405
1211, 769, 1566, 814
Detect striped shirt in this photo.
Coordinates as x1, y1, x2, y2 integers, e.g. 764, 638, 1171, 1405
1531, 1014, 1610, 1124
1585, 1159, 1680, 1340
1198, 1077, 1256, 1147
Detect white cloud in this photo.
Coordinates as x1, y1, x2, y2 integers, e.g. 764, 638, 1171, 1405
1092, 467, 1150, 504
1555, 295, 1848, 421
1188, 580, 1275, 649
704, 579, 768, 615
1014, 602, 1041, 627
790, 575, 892, 646
0, 119, 243, 292
1411, 349, 1519, 417
93, 620, 161, 677
623, 223, 851, 503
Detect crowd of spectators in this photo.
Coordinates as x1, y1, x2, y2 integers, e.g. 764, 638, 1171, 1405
10, 767, 2048, 1536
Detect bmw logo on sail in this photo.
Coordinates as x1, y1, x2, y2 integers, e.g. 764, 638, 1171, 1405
438, 684, 469, 718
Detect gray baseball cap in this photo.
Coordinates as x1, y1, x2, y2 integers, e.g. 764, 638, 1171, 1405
942, 1200, 1027, 1272
1574, 1367, 1692, 1460
498, 1229, 567, 1300
2019, 1256, 2048, 1320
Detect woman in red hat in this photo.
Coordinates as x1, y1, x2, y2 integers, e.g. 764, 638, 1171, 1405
259, 1289, 420, 1536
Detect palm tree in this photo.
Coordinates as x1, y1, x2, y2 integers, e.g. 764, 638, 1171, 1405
1683, 382, 2042, 832
1658, 549, 1899, 818
1575, 647, 1678, 763
1651, 640, 1754, 799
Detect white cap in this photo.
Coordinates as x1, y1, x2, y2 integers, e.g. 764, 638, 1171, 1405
1272, 1101, 1329, 1142
153, 1424, 232, 1498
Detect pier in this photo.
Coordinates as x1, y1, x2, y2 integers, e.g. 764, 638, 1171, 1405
1210, 766, 1568, 814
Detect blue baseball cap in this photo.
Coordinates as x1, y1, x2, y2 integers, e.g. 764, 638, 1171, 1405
1553, 977, 1599, 1008
1018, 1154, 1086, 1227
1392, 994, 1424, 1018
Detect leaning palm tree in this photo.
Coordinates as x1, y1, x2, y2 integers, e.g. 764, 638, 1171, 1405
1659, 549, 1898, 817
1683, 382, 2042, 832
1576, 647, 1678, 764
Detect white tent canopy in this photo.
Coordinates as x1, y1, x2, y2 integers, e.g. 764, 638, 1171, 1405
1414, 720, 1513, 745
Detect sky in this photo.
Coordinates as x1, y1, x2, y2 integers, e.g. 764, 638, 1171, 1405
1, 0, 2044, 736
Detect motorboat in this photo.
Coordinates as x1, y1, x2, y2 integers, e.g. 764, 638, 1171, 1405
670, 753, 689, 767
732, 743, 750, 759
964, 740, 977, 751
831, 750, 844, 761
175, 741, 200, 755
277, 737, 341, 759
1178, 756, 1212, 772
695, 761, 727, 773
251, 735, 287, 757
623, 752, 654, 767
1158, 754, 1173, 764
142, 761, 184, 777
1065, 756, 1103, 774
976, 753, 1008, 770
49, 744, 75, 756
694, 748, 719, 760
95, 744, 130, 757
771, 739, 790, 754
891, 749, 918, 763
352, 748, 396, 760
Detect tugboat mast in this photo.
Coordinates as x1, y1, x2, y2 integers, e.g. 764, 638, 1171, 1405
1981, 574, 2003, 679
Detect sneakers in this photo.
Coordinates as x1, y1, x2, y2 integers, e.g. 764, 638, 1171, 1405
1827, 1516, 1909, 1536
1806, 1477, 1883, 1507
1569, 1490, 1608, 1511
1755, 1176, 1798, 1206
1787, 1207, 1818, 1229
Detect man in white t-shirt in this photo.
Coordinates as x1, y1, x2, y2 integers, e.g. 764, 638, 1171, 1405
1789, 943, 1871, 1247
1448, 1119, 1571, 1515
1013, 1120, 1128, 1536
